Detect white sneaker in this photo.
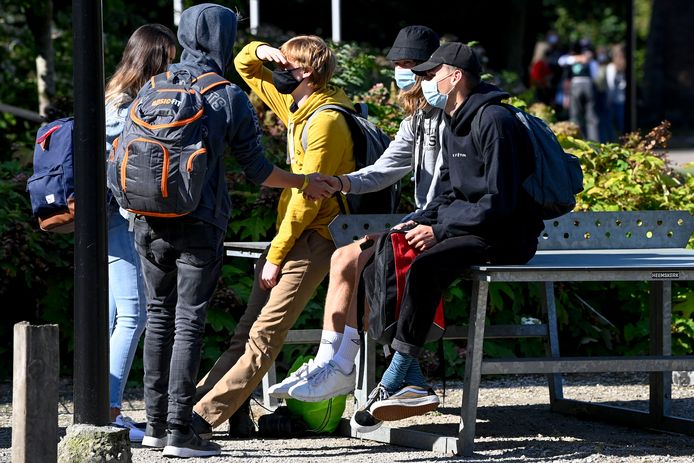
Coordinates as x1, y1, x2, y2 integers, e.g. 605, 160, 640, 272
112, 415, 146, 443
288, 361, 356, 402
267, 359, 318, 399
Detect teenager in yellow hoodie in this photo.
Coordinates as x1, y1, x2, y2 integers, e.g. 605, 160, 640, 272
190, 36, 356, 436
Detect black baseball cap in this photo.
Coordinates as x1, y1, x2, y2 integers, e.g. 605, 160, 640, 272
411, 42, 482, 76
386, 25, 440, 62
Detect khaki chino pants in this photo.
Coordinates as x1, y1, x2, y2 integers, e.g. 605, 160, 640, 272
193, 230, 335, 427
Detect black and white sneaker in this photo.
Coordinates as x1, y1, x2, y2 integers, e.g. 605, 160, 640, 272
162, 427, 221, 458
141, 423, 167, 449
350, 384, 390, 434
371, 385, 439, 421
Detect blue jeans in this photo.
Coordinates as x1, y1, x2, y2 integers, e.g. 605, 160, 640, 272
108, 210, 147, 409
134, 216, 224, 428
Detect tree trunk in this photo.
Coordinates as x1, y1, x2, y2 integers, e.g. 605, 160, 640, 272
643, 0, 694, 127
26, 0, 55, 118
503, 0, 527, 77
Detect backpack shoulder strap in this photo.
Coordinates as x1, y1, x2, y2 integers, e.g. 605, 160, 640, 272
300, 104, 355, 152
149, 71, 173, 89
299, 104, 356, 215
470, 102, 493, 152
192, 72, 231, 94
190, 72, 230, 219
471, 102, 524, 151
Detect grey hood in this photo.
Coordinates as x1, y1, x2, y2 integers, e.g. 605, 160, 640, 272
177, 3, 237, 74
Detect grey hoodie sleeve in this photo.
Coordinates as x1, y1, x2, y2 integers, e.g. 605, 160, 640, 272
225, 85, 274, 185
345, 116, 415, 195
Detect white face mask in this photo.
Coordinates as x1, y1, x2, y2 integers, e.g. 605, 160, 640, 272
421, 71, 455, 109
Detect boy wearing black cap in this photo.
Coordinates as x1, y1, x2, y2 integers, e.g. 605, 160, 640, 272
351, 42, 545, 430
265, 26, 447, 408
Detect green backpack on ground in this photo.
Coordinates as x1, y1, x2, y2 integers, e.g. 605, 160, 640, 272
285, 355, 346, 434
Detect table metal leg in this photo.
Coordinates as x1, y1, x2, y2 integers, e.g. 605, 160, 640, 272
649, 280, 672, 421
541, 281, 564, 405
459, 280, 489, 456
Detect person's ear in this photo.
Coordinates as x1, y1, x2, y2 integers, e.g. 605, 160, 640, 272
300, 68, 314, 86
452, 69, 464, 86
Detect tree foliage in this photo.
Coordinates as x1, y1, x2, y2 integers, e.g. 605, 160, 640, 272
0, 5, 692, 383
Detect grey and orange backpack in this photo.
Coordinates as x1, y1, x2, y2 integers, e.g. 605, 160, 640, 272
107, 70, 229, 217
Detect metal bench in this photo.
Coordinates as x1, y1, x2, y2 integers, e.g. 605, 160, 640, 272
327, 210, 694, 455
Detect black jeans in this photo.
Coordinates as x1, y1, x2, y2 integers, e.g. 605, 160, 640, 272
134, 216, 224, 429
390, 234, 537, 357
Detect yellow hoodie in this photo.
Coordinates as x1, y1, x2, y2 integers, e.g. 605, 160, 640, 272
234, 41, 355, 265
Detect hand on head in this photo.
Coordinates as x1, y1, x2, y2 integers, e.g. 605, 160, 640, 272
256, 45, 288, 66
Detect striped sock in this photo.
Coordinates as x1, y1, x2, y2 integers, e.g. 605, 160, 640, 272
402, 359, 428, 388
380, 351, 414, 393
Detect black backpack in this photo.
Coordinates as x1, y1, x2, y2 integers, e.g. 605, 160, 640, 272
107, 70, 229, 217
362, 229, 445, 345
473, 103, 584, 219
26, 117, 76, 233
300, 104, 400, 214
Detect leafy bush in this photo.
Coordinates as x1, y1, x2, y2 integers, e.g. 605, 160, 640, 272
0, 161, 74, 377
0, 31, 692, 385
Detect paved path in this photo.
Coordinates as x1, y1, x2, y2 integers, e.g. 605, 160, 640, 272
668, 149, 694, 166
668, 148, 694, 167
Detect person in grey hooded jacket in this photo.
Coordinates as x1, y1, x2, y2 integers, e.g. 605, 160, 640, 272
135, 3, 329, 458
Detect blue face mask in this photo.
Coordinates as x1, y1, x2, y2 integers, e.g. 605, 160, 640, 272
394, 67, 416, 90
421, 77, 449, 109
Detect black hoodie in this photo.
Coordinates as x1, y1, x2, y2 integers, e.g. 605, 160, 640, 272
411, 82, 543, 249
167, 4, 273, 231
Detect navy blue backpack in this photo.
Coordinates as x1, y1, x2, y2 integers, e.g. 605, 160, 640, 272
26, 117, 76, 233
473, 103, 584, 219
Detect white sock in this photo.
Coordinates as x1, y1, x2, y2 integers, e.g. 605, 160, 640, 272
314, 330, 343, 367
332, 325, 361, 374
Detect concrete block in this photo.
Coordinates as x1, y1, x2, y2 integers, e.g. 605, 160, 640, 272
57, 424, 131, 463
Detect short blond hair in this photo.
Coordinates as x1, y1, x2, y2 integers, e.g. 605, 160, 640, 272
280, 35, 336, 89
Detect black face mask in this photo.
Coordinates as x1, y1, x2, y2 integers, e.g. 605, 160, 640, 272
272, 68, 304, 94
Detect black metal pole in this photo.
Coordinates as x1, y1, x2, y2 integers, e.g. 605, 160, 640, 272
625, 0, 637, 133
72, 0, 108, 425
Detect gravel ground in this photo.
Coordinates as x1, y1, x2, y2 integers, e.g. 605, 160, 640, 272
1, 373, 693, 462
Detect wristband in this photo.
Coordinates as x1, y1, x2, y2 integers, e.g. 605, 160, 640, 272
333, 176, 344, 192
299, 174, 310, 192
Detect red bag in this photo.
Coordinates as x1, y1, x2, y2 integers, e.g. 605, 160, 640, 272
364, 229, 445, 345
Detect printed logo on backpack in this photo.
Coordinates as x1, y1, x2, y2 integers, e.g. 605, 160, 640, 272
107, 71, 230, 217
27, 117, 76, 233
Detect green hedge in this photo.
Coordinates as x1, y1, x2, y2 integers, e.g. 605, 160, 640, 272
0, 40, 692, 383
